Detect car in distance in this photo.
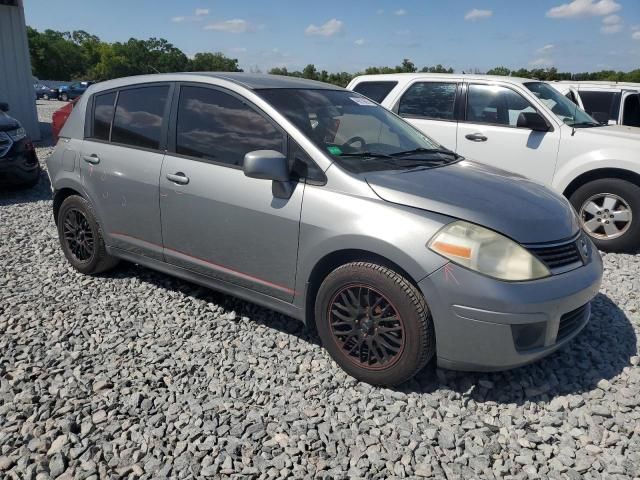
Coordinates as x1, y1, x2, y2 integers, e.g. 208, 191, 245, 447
52, 98, 79, 143
551, 81, 640, 128
0, 102, 40, 188
47, 73, 602, 386
59, 81, 94, 101
34, 83, 58, 100
348, 73, 640, 252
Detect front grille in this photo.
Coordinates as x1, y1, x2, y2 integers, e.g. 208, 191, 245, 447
557, 303, 589, 341
528, 237, 583, 273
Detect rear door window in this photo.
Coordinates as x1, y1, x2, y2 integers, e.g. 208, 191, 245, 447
91, 92, 116, 141
176, 86, 284, 167
111, 86, 169, 150
398, 82, 457, 120
579, 91, 620, 122
352, 81, 398, 103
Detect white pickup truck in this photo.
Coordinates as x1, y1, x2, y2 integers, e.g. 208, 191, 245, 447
347, 73, 640, 252
550, 81, 640, 128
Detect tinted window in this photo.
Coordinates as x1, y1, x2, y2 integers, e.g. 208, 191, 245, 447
467, 84, 536, 126
579, 91, 620, 121
353, 81, 398, 103
398, 82, 457, 120
111, 86, 169, 150
176, 86, 284, 166
623, 94, 640, 127
92, 92, 116, 141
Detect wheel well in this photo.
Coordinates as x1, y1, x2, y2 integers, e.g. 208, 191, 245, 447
563, 168, 640, 199
304, 249, 419, 332
53, 188, 82, 225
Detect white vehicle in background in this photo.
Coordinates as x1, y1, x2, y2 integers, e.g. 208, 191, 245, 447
550, 81, 640, 128
347, 73, 640, 252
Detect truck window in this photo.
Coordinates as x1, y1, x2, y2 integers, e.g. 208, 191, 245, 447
352, 81, 398, 103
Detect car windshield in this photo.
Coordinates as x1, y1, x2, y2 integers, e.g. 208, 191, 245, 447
524, 82, 601, 128
257, 88, 460, 173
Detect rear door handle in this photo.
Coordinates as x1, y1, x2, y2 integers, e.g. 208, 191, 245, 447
83, 154, 100, 164
465, 133, 488, 142
166, 172, 189, 185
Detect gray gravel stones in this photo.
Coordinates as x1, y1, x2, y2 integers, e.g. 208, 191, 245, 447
0, 102, 639, 478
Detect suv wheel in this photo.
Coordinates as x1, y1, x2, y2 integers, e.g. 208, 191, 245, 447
57, 195, 119, 274
60, 92, 69, 102
315, 262, 435, 386
570, 178, 640, 252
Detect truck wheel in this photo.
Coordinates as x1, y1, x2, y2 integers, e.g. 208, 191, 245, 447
315, 262, 435, 386
57, 195, 119, 274
570, 178, 640, 252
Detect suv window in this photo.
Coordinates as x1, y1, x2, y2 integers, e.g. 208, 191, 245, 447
352, 81, 398, 103
579, 91, 620, 122
467, 84, 536, 126
111, 86, 169, 150
176, 86, 284, 166
398, 82, 457, 120
91, 92, 116, 141
623, 93, 640, 127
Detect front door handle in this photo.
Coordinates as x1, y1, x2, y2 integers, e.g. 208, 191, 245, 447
166, 172, 189, 185
465, 133, 488, 142
83, 154, 100, 164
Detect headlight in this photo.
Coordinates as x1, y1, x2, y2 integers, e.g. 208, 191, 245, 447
428, 221, 551, 281
7, 127, 27, 142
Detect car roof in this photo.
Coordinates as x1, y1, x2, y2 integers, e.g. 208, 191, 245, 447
554, 80, 640, 90
88, 72, 340, 93
350, 73, 535, 85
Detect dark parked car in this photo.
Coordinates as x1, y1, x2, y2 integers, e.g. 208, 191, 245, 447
0, 103, 40, 188
59, 81, 95, 102
34, 83, 58, 100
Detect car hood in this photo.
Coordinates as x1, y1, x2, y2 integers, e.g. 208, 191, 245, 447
0, 112, 19, 131
578, 124, 640, 141
365, 160, 579, 244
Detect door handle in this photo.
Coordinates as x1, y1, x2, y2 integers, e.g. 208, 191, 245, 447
83, 154, 100, 164
465, 133, 488, 142
166, 172, 189, 185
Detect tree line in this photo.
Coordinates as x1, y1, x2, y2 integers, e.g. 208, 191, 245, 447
27, 27, 640, 86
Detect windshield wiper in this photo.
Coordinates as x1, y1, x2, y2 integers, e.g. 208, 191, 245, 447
338, 151, 393, 159
390, 147, 459, 158
570, 121, 602, 128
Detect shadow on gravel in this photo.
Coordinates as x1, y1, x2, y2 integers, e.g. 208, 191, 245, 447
0, 172, 52, 206
402, 292, 637, 403
101, 263, 636, 404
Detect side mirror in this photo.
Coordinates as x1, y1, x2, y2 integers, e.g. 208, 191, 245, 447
243, 150, 290, 182
517, 112, 550, 132
0, 102, 9, 112
591, 111, 609, 125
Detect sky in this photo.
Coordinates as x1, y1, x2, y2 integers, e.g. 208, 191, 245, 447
24, 0, 640, 73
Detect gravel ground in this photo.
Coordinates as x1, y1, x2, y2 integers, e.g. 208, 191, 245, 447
0, 101, 639, 479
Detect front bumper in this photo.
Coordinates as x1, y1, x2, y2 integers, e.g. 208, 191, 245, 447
0, 138, 40, 186
418, 249, 603, 371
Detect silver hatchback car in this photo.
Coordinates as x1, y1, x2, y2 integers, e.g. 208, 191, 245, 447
47, 73, 603, 386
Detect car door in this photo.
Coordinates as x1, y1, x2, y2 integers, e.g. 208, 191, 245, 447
393, 81, 460, 150
80, 83, 172, 260
456, 82, 561, 184
159, 83, 304, 302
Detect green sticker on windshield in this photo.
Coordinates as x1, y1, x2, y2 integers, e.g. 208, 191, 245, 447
327, 146, 342, 155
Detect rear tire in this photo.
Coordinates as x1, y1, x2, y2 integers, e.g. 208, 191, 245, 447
57, 195, 119, 274
315, 262, 435, 386
569, 178, 640, 253
60, 93, 69, 102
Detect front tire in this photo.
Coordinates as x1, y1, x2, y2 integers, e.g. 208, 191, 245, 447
315, 262, 435, 386
569, 178, 640, 252
57, 195, 119, 274
60, 93, 69, 102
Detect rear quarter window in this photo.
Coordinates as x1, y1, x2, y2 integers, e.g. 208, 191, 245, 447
352, 81, 398, 103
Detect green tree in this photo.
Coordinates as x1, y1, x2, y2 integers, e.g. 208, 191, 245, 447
188, 52, 241, 72
421, 64, 454, 73
486, 66, 511, 76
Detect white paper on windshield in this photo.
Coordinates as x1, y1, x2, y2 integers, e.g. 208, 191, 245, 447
350, 96, 376, 106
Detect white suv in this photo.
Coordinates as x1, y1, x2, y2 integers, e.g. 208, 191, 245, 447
347, 73, 640, 252
550, 81, 640, 128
